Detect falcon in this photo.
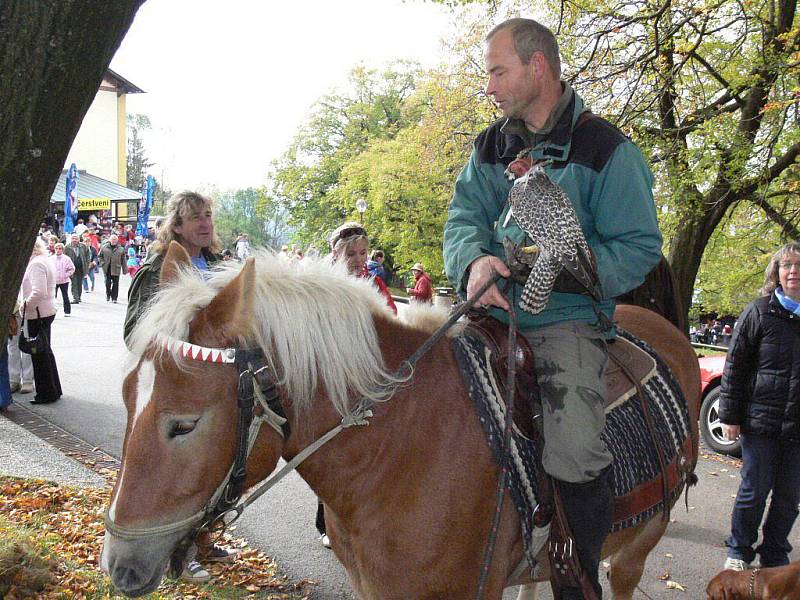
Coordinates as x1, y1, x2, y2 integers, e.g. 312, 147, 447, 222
504, 160, 601, 314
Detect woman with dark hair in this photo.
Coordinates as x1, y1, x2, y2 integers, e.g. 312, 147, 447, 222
719, 241, 800, 571
20, 238, 62, 404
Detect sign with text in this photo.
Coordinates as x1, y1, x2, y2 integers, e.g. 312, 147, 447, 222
79, 197, 112, 211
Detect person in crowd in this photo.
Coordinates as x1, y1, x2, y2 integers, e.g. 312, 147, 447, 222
442, 18, 662, 599
81, 232, 98, 292
125, 191, 223, 343
83, 226, 100, 252
46, 235, 56, 255
306, 244, 320, 260
406, 263, 433, 303
123, 190, 234, 582
280, 244, 290, 258
222, 249, 234, 261
52, 242, 75, 317
719, 241, 800, 572
0, 301, 18, 411
124, 224, 136, 242
316, 222, 399, 549
7, 298, 34, 396
64, 234, 90, 304
367, 250, 388, 282
100, 234, 127, 303
73, 218, 87, 238
235, 233, 251, 261
126, 246, 141, 278
20, 239, 62, 404
329, 221, 397, 315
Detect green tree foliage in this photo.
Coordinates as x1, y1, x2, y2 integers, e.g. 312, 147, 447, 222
211, 187, 290, 251
270, 62, 424, 248
270, 50, 496, 282
126, 113, 153, 191
431, 0, 800, 318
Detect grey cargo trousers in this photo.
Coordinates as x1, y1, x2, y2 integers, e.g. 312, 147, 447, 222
522, 321, 612, 484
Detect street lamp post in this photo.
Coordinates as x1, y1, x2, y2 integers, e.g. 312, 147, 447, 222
355, 198, 367, 224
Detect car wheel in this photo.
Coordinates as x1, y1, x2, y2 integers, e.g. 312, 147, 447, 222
699, 386, 741, 457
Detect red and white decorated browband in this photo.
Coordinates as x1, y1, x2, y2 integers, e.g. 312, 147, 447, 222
155, 333, 237, 364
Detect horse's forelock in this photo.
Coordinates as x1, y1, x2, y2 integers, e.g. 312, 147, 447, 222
127, 251, 404, 417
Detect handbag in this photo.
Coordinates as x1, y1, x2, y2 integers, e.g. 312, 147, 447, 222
18, 304, 49, 355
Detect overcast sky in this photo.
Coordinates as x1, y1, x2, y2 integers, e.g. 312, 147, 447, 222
110, 0, 461, 191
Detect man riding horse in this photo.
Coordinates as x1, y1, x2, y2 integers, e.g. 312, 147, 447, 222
443, 18, 662, 599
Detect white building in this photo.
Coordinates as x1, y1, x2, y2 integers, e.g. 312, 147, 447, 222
51, 69, 145, 225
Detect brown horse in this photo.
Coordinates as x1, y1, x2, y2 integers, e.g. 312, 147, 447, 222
101, 242, 700, 599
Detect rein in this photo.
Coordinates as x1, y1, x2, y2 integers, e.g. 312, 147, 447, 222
105, 273, 504, 570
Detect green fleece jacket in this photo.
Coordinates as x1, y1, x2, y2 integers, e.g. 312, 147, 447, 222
123, 248, 220, 347
443, 90, 662, 332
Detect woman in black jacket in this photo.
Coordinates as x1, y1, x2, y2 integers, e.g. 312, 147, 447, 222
719, 241, 800, 571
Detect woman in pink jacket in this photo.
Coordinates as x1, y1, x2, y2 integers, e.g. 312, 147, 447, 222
20, 238, 62, 404
52, 242, 75, 316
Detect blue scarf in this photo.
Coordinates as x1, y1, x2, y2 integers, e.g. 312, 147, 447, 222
775, 287, 800, 317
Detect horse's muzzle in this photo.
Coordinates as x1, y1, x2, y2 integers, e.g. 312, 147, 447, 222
101, 530, 183, 597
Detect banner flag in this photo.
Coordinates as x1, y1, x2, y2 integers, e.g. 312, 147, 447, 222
64, 164, 79, 234
136, 175, 155, 237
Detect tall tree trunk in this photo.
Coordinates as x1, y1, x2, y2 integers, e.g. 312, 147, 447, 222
0, 1, 145, 322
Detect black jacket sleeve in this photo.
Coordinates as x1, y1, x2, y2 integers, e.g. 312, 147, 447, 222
123, 254, 163, 348
719, 300, 762, 425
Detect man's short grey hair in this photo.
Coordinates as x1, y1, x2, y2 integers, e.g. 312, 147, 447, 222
486, 18, 561, 77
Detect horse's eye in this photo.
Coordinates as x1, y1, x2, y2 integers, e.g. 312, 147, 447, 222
169, 419, 198, 438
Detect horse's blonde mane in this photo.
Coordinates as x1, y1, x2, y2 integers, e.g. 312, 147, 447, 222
128, 250, 414, 416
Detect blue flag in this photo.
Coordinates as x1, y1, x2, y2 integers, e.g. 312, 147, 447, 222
64, 164, 79, 234
136, 175, 155, 238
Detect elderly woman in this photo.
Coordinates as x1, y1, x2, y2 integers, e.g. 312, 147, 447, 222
52, 242, 76, 316
20, 238, 62, 404
719, 241, 800, 572
329, 221, 397, 314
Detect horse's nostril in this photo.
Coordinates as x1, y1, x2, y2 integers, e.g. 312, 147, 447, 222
112, 565, 151, 596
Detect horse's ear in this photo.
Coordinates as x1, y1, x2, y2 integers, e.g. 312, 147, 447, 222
204, 257, 256, 339
161, 241, 191, 287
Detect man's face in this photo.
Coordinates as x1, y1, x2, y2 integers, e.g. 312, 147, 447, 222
110, 235, 118, 246
71, 237, 79, 246
412, 269, 422, 280
174, 204, 215, 250
484, 29, 540, 121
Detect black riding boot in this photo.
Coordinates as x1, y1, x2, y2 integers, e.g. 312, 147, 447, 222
556, 466, 613, 600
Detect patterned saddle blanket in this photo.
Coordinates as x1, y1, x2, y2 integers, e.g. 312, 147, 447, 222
452, 328, 694, 570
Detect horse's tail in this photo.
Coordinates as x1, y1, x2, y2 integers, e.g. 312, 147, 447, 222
617, 255, 687, 335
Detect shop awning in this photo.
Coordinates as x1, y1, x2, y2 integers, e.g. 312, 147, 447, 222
51, 170, 141, 209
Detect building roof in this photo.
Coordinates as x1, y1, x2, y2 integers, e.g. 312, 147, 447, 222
105, 68, 145, 94
51, 170, 141, 203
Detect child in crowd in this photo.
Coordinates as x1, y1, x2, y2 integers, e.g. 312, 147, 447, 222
126, 247, 141, 278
